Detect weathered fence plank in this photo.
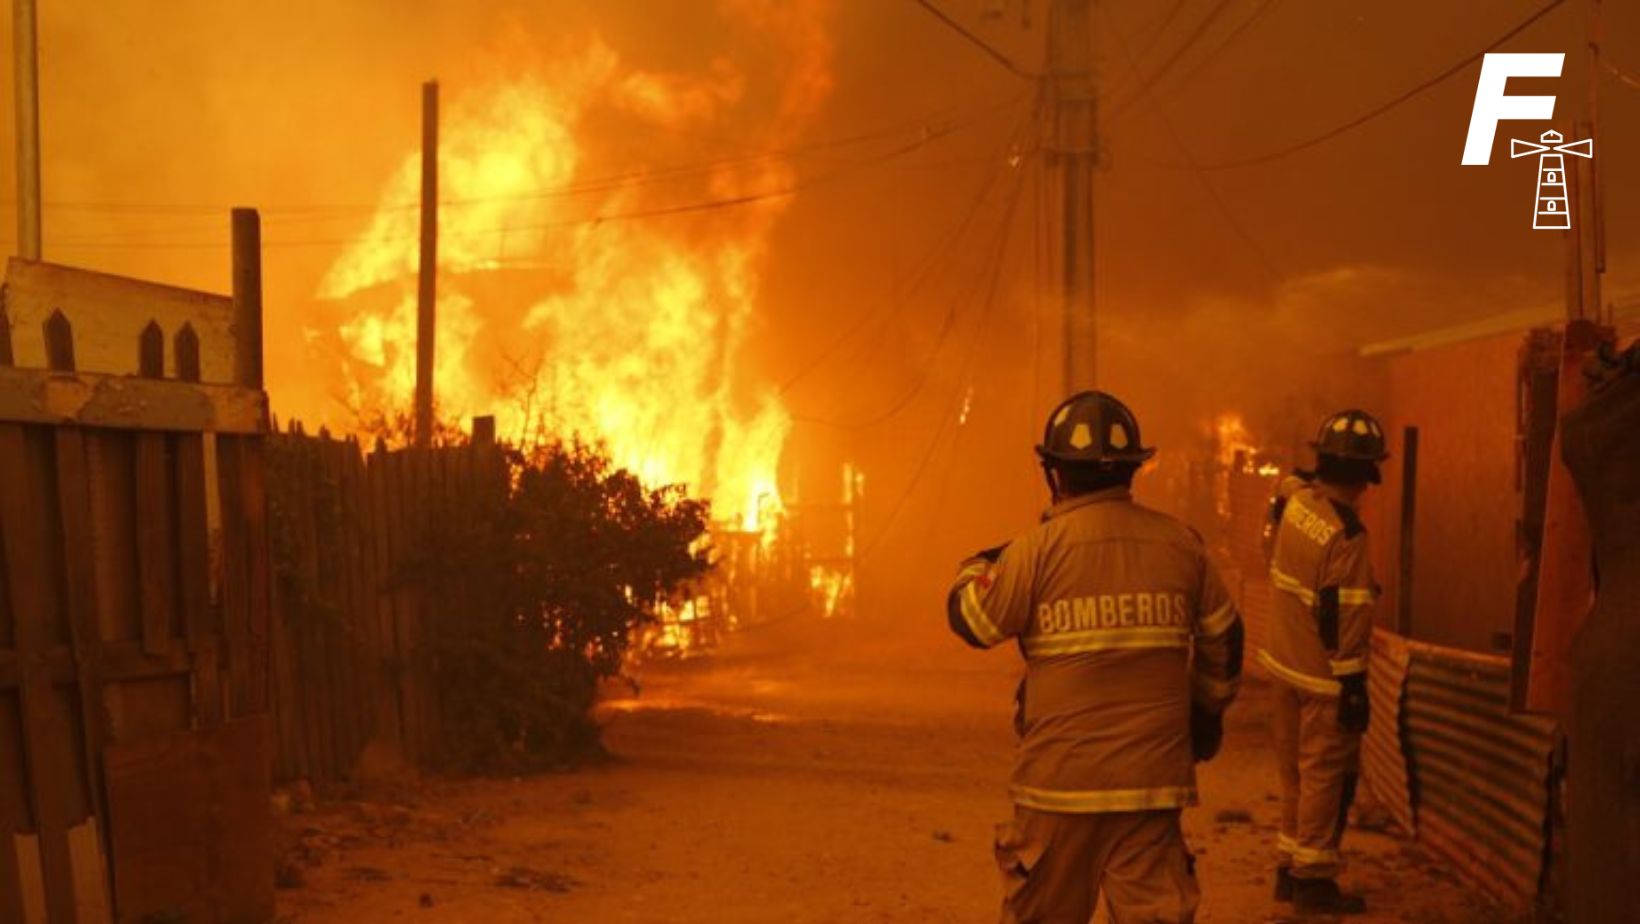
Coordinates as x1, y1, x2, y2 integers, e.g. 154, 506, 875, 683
367, 441, 401, 757
133, 433, 176, 657
0, 424, 82, 922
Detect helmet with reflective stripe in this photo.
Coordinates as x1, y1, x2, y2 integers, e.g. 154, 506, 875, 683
1310, 409, 1389, 462
1036, 391, 1156, 466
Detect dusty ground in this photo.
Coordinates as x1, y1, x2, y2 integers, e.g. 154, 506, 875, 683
275, 623, 1505, 923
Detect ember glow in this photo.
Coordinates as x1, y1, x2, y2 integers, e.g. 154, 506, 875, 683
318, 6, 834, 532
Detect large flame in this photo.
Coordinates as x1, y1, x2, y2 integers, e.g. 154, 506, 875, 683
318, 7, 833, 531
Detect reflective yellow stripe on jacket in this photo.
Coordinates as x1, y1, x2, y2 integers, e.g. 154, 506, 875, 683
955, 562, 1006, 647
1269, 567, 1315, 606
1192, 670, 1241, 702
1011, 784, 1198, 814
1256, 649, 1342, 696
1022, 626, 1190, 657
1329, 656, 1367, 676
1198, 600, 1238, 637
1271, 567, 1374, 609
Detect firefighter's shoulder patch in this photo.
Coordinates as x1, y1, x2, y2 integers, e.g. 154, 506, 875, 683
1328, 499, 1365, 539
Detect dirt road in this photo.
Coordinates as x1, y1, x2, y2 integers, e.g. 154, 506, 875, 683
276, 625, 1502, 923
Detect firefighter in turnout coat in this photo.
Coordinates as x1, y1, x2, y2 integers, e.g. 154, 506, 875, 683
947, 391, 1245, 924
1261, 409, 1387, 916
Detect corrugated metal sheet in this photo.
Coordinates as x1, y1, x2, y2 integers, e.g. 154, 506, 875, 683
1402, 642, 1559, 907
1362, 630, 1414, 835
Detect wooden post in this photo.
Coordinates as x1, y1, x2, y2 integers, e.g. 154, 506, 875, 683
232, 208, 264, 389
415, 81, 439, 448
1396, 426, 1418, 637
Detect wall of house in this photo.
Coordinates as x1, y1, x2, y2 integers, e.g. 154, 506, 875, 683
1373, 332, 1523, 653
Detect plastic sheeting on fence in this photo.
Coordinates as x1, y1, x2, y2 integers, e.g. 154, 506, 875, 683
1363, 629, 1560, 909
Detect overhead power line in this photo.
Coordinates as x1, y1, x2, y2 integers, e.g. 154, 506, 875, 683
1604, 57, 1640, 92
777, 102, 1032, 398
1111, 0, 1238, 118
856, 160, 1028, 561
1156, 0, 1281, 100
39, 121, 977, 252
1134, 0, 1191, 62
908, 0, 1037, 80
1103, 4, 1281, 280
6, 96, 1022, 221
1184, 0, 1569, 170
793, 160, 1029, 432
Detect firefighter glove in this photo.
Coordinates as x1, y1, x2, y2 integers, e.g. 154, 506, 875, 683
1190, 704, 1224, 762
1338, 673, 1369, 733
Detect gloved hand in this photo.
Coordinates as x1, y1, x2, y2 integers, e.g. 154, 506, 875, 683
1338, 674, 1370, 733
975, 543, 1009, 564
1190, 704, 1224, 762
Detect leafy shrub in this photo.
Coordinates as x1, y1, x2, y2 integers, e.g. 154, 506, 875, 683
410, 439, 709, 771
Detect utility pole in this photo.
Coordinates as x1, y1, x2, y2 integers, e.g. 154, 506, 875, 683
13, 0, 43, 260
414, 80, 439, 448
1584, 0, 1604, 324
1046, 0, 1098, 392
1523, 0, 1606, 716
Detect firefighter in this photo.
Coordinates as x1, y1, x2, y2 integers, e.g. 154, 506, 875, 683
946, 391, 1244, 924
1261, 409, 1386, 916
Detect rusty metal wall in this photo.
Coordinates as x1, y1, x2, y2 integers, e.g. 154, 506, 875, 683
1401, 641, 1558, 907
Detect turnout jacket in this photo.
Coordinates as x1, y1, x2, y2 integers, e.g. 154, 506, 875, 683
947, 487, 1244, 814
1259, 482, 1378, 696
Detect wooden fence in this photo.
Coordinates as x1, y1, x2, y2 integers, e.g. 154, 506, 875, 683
0, 249, 274, 924
265, 423, 504, 783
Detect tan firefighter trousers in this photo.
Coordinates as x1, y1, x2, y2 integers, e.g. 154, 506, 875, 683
993, 806, 1199, 923
1270, 680, 1361, 879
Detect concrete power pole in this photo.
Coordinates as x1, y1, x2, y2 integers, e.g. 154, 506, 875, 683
1047, 0, 1098, 392
415, 80, 439, 447
13, 0, 42, 260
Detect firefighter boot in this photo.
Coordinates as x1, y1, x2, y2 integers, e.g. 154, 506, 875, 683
1293, 878, 1366, 916
1273, 866, 1295, 902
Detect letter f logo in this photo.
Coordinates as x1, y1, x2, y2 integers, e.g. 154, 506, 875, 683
1462, 53, 1563, 165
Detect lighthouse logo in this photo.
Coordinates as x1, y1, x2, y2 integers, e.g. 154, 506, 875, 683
1509, 129, 1592, 229
1461, 53, 1593, 231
